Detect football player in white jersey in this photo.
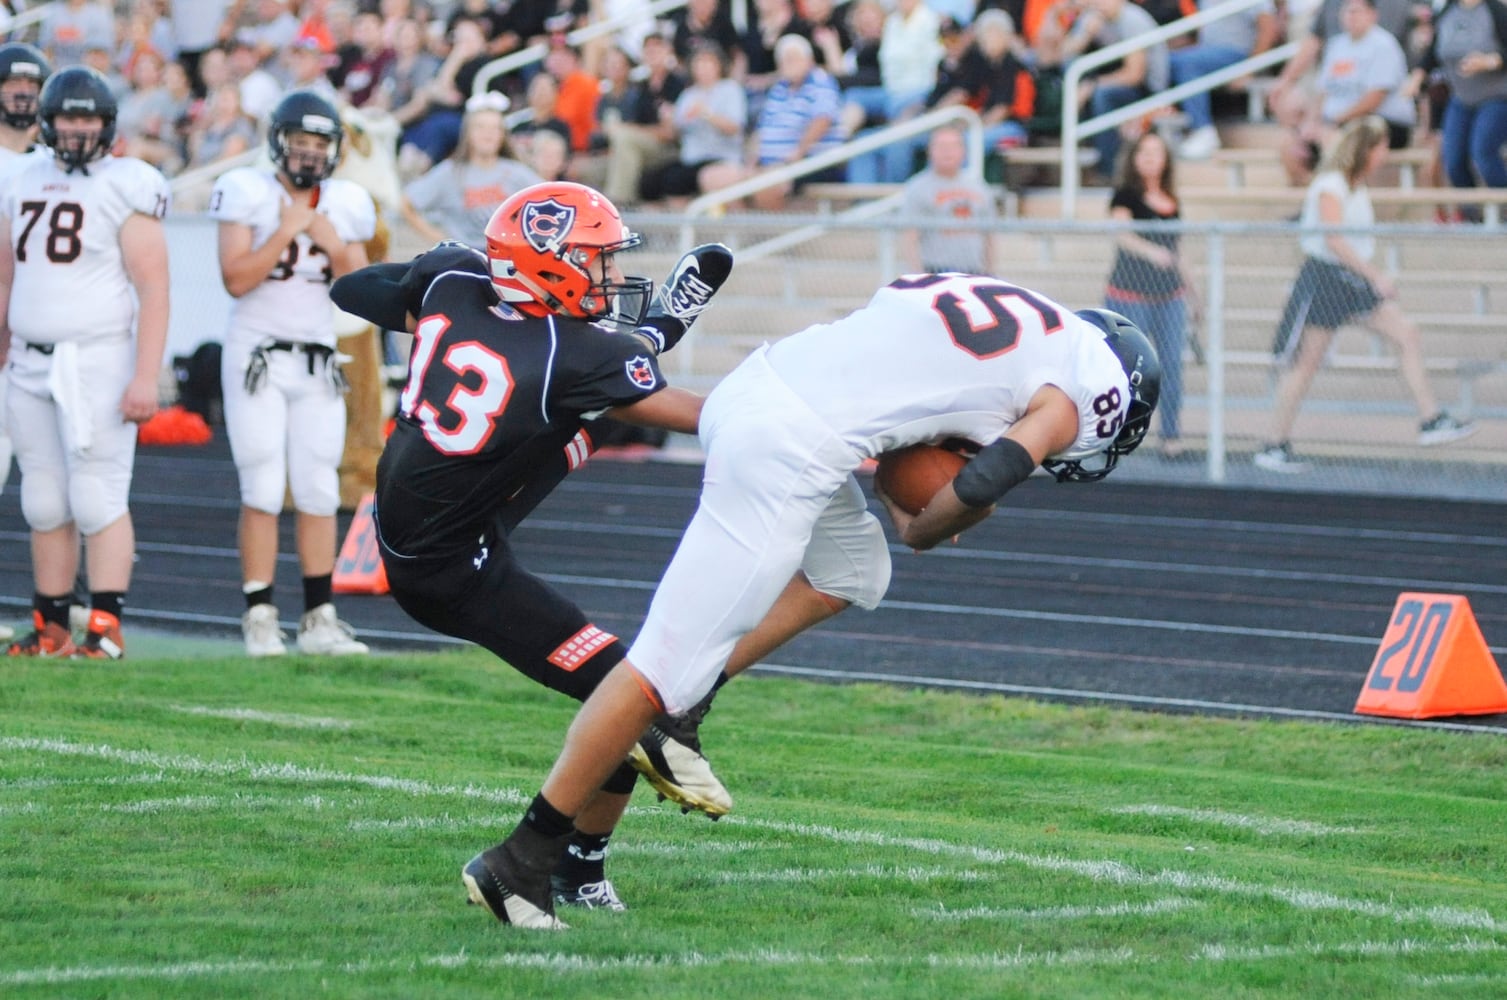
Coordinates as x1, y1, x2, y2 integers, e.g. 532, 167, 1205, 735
0, 66, 171, 660
210, 90, 377, 658
461, 278, 1163, 928
0, 43, 49, 510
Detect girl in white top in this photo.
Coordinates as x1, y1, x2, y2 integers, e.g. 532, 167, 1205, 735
1255, 116, 1476, 472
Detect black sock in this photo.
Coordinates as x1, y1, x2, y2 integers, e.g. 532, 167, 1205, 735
555, 830, 611, 885
244, 584, 274, 610
35, 593, 72, 629
90, 592, 125, 622
522, 792, 574, 840
302, 573, 332, 613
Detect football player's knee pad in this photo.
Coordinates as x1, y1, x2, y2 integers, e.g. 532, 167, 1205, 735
288, 465, 340, 517
19, 468, 70, 532
68, 467, 130, 536
237, 456, 288, 515
802, 513, 891, 611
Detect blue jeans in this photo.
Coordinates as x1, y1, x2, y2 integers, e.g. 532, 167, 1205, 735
1168, 44, 1246, 130
1441, 97, 1507, 189
1087, 83, 1146, 175
1105, 293, 1186, 441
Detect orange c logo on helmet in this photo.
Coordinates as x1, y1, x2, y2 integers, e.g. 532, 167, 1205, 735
521, 198, 576, 254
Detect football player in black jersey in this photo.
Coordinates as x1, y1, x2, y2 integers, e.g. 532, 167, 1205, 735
332, 181, 743, 912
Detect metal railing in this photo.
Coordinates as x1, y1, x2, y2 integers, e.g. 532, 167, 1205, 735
1061, 0, 1298, 218
0, 2, 55, 37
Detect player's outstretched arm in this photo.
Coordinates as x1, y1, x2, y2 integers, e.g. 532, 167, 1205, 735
607, 386, 705, 435
331, 261, 418, 333
634, 243, 734, 354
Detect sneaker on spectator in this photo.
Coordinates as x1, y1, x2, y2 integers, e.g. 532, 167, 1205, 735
74, 610, 125, 660
242, 603, 287, 658
6, 612, 77, 657
1252, 442, 1309, 473
1417, 411, 1478, 446
296, 603, 369, 655
1179, 125, 1220, 161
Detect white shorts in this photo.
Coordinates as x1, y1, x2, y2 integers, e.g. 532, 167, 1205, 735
628, 347, 891, 714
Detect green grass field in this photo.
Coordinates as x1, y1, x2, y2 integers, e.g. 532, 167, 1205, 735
3, 642, 1506, 999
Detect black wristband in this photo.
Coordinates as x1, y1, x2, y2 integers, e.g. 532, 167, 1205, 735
952, 437, 1037, 507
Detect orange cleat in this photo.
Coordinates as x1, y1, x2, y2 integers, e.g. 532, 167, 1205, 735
6, 611, 78, 658
74, 610, 125, 660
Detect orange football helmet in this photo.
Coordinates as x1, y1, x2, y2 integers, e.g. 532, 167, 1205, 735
484, 182, 652, 327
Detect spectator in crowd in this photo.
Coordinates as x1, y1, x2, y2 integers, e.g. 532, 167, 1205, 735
601, 31, 686, 206
871, 9, 1036, 184
119, 50, 191, 175
1281, 0, 1417, 186
281, 36, 340, 103
739, 0, 813, 95
119, 0, 180, 82
39, 0, 115, 71
524, 124, 573, 181
901, 123, 997, 274
392, 16, 487, 179
671, 0, 740, 65
1104, 131, 1199, 458
1254, 117, 1476, 473
400, 94, 542, 246
638, 40, 747, 205
541, 40, 600, 156
1062, 0, 1170, 178
841, 0, 944, 136
239, 0, 303, 68
1411, 0, 1507, 196
185, 82, 257, 171
1, 66, 171, 660
340, 7, 395, 108
374, 15, 439, 122
835, 0, 885, 95
805, 0, 853, 73
210, 90, 375, 658
228, 35, 283, 123
82, 44, 130, 100
295, 0, 340, 53
1170, 0, 1281, 160
750, 34, 847, 210
1266, 0, 1416, 138
510, 70, 573, 164
169, 0, 239, 97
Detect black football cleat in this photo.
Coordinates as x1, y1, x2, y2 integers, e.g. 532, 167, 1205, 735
628, 723, 732, 819
462, 845, 567, 929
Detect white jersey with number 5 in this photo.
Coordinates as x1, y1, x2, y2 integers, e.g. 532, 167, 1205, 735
765, 273, 1131, 461
208, 168, 376, 346
2, 153, 169, 344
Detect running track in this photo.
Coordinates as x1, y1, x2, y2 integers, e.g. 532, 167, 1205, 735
3, 437, 1504, 734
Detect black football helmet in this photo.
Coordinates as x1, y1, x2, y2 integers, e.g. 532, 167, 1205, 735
0, 42, 49, 130
1041, 308, 1162, 483
37, 66, 116, 173
268, 90, 343, 189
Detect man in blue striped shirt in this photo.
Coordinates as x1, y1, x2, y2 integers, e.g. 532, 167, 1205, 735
751, 34, 847, 209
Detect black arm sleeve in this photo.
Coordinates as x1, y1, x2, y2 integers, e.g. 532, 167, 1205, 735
331, 262, 415, 333
952, 437, 1038, 508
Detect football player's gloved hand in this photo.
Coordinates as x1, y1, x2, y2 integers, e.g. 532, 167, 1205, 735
635, 243, 734, 354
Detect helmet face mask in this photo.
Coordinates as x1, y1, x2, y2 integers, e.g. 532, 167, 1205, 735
1042, 308, 1163, 483
0, 43, 49, 130
37, 66, 115, 173
485, 182, 653, 329
268, 90, 343, 189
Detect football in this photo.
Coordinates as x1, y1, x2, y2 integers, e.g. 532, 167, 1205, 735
874, 444, 968, 516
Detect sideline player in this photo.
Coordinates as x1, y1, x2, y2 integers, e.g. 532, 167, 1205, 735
463, 277, 1163, 928
211, 90, 376, 658
1, 66, 171, 659
0, 42, 48, 643
332, 181, 811, 910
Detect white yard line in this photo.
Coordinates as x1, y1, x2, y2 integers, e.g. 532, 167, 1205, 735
2, 939, 1502, 987
6, 735, 1500, 935
1109, 804, 1361, 836
916, 898, 1203, 921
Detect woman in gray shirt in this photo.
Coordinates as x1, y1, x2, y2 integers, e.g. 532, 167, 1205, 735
1414, 0, 1507, 189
